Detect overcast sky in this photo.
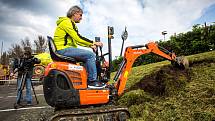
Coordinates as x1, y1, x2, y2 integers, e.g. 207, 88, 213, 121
0, 0, 215, 58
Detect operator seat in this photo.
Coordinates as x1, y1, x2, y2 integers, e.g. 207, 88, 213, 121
47, 36, 76, 63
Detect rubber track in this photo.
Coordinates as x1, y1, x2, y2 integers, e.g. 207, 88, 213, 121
49, 105, 130, 121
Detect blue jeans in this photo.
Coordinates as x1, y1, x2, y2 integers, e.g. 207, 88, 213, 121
16, 73, 32, 103
57, 47, 97, 81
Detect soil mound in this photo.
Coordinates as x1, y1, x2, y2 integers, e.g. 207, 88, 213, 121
129, 65, 191, 96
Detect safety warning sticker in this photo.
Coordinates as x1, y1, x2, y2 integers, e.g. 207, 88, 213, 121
68, 64, 83, 71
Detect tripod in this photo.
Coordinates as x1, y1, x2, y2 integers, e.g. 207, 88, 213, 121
14, 71, 39, 109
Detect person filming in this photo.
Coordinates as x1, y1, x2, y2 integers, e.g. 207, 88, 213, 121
12, 49, 41, 107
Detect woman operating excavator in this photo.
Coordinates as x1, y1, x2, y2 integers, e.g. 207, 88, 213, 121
53, 5, 105, 88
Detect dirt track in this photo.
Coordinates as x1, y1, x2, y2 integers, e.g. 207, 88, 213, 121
0, 84, 54, 121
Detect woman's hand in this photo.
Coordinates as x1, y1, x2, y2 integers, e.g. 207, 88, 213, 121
91, 41, 103, 52
93, 42, 103, 47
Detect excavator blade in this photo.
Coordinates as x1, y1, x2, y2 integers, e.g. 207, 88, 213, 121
172, 56, 189, 69
49, 106, 130, 121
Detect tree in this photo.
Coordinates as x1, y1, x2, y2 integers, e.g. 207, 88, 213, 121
21, 37, 32, 53
8, 44, 23, 59
34, 36, 47, 54
0, 52, 9, 65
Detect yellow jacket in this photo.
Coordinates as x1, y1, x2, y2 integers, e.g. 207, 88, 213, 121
54, 17, 93, 50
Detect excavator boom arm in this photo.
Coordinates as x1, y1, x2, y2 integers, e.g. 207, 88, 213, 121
114, 42, 176, 95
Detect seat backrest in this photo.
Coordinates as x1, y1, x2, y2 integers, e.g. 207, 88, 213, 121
47, 36, 76, 63
47, 36, 60, 61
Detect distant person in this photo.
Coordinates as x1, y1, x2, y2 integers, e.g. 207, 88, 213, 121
53, 5, 105, 88
12, 49, 40, 105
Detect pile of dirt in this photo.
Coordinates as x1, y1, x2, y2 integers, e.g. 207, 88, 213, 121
129, 65, 191, 96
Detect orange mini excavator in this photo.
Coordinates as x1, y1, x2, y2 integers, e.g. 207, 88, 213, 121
43, 26, 188, 120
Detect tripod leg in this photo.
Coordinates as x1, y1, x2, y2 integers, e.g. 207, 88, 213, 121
14, 74, 25, 108
31, 80, 39, 104
17, 75, 25, 104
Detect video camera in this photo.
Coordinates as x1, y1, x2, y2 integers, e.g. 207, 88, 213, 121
18, 56, 41, 72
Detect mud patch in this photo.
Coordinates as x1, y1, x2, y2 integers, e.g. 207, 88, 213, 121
129, 65, 191, 96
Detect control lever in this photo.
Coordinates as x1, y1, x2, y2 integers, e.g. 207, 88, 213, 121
95, 37, 103, 56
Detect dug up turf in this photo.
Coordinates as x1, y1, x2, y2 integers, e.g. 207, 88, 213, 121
118, 52, 215, 121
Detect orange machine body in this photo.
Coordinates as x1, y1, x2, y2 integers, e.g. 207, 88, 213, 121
44, 62, 109, 106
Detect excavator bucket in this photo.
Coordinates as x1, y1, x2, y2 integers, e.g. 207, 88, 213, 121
172, 56, 189, 69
